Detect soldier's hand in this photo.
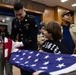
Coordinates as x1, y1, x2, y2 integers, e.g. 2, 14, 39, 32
11, 41, 24, 53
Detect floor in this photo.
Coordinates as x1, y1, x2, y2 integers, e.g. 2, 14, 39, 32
4, 66, 20, 75
13, 66, 20, 75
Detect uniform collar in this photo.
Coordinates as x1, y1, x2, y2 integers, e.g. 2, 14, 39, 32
16, 14, 28, 22
23, 14, 28, 22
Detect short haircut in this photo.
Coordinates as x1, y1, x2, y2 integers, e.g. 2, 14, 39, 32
39, 22, 45, 29
44, 21, 62, 40
14, 2, 23, 11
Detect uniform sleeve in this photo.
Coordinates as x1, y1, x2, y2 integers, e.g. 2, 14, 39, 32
10, 19, 18, 41
22, 16, 38, 47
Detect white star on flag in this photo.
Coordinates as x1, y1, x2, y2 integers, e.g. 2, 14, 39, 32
56, 63, 65, 68
56, 57, 63, 61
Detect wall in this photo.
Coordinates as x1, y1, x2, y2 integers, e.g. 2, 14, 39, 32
42, 6, 74, 23
55, 6, 74, 24
74, 11, 76, 24
0, 0, 74, 24
19, 0, 46, 13
22, 1, 74, 23
43, 6, 54, 23
55, 6, 68, 24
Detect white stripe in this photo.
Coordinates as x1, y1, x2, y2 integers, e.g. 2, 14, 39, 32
4, 49, 8, 57
4, 37, 8, 43
50, 63, 76, 75
11, 49, 19, 53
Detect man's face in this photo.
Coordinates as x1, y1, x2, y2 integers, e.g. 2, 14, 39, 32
62, 14, 72, 23
14, 8, 25, 21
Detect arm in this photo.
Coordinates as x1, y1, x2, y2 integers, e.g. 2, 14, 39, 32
10, 19, 18, 41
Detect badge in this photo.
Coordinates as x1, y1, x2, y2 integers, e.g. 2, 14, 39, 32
25, 19, 27, 21
28, 40, 32, 42
26, 26, 28, 30
14, 24, 17, 28
24, 23, 30, 30
35, 24, 37, 27
24, 23, 30, 26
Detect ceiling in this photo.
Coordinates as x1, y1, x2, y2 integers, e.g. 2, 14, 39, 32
31, 0, 76, 11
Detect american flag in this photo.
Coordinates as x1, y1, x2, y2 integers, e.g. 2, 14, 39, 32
9, 50, 76, 75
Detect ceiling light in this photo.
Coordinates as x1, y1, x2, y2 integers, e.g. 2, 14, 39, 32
61, 0, 68, 2
72, 3, 76, 7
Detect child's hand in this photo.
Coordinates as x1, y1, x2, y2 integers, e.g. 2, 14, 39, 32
39, 50, 44, 52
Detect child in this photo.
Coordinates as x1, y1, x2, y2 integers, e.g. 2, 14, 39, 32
39, 21, 68, 54
0, 25, 13, 75
37, 22, 47, 50
0, 25, 9, 39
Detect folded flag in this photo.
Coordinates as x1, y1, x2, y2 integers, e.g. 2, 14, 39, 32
9, 50, 76, 75
3, 37, 12, 60
3, 37, 24, 60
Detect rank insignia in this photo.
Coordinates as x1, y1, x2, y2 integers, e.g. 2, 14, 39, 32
35, 24, 37, 27
25, 19, 27, 21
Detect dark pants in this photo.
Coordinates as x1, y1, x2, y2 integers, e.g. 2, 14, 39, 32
20, 69, 32, 75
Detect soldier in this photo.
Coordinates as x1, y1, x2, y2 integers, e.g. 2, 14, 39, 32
10, 2, 38, 75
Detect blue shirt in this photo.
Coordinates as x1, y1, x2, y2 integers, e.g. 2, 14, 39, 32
61, 25, 75, 54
